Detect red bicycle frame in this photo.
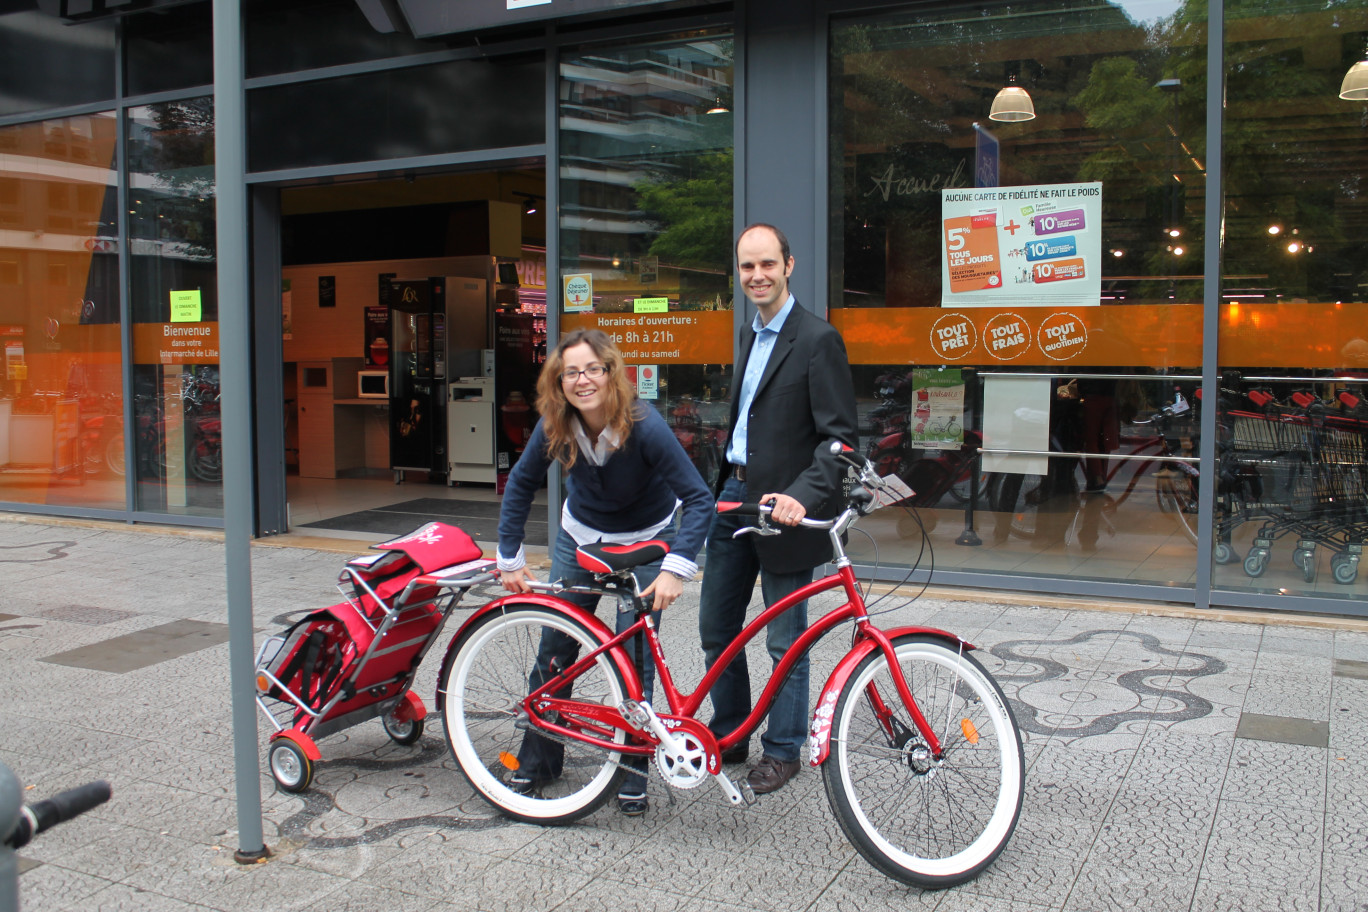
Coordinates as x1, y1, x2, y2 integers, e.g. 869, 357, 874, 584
521, 561, 947, 761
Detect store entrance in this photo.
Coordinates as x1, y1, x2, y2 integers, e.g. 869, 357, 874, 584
274, 167, 548, 542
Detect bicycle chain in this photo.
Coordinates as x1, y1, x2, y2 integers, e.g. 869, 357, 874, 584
514, 716, 682, 806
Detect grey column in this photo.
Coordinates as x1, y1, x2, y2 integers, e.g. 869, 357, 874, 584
0, 762, 18, 912
740, 0, 821, 315
1196, 0, 1225, 609
252, 187, 288, 536
213, 0, 267, 859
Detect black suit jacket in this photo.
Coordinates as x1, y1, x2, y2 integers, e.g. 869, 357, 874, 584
715, 302, 858, 573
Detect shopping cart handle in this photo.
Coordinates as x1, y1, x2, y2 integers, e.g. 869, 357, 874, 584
413, 559, 497, 589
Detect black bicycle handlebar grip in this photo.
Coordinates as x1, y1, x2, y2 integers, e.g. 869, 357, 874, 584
12, 781, 112, 847
717, 501, 764, 516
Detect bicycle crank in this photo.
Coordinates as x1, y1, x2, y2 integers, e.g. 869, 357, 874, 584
618, 701, 752, 806
654, 732, 710, 789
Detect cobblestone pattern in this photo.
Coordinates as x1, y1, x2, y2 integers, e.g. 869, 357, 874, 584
1, 518, 1365, 912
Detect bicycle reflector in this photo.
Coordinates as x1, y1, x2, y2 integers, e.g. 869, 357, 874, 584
498, 751, 520, 771
961, 718, 980, 744
256, 673, 271, 693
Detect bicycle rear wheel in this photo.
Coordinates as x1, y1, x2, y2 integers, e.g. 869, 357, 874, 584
441, 604, 628, 824
822, 635, 1024, 888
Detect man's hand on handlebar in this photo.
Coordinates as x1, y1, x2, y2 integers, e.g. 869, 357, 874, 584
761, 493, 807, 526
499, 566, 537, 594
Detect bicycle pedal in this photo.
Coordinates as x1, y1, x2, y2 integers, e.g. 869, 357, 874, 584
739, 780, 757, 806
617, 700, 650, 729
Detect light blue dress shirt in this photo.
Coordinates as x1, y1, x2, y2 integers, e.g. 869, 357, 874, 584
726, 294, 796, 466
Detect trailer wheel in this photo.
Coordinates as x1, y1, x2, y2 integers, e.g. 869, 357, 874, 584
382, 711, 424, 746
269, 739, 314, 793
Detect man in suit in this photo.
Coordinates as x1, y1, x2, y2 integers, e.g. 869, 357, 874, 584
699, 223, 858, 795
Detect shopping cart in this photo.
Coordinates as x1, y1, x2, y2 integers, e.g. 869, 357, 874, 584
1214, 389, 1368, 584
254, 521, 496, 792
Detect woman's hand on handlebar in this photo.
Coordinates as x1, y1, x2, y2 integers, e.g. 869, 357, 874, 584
500, 566, 536, 594
639, 571, 683, 612
762, 493, 807, 526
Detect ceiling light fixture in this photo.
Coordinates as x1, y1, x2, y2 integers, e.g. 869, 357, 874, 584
707, 97, 730, 114
989, 75, 1035, 123
1340, 42, 1368, 100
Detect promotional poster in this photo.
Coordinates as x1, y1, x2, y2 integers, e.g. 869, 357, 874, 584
940, 181, 1103, 309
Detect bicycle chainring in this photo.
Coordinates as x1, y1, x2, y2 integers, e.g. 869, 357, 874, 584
654, 732, 710, 789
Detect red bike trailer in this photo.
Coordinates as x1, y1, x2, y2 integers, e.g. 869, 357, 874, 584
253, 522, 495, 792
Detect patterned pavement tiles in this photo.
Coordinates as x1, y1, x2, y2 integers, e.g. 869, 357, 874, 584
1, 515, 1365, 912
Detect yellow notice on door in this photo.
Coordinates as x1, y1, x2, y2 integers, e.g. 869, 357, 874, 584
170, 289, 202, 323
633, 297, 668, 313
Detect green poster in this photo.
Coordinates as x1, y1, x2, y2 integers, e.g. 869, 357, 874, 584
910, 368, 964, 448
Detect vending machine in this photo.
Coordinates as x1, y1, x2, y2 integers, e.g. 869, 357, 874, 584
493, 309, 539, 490
387, 277, 446, 480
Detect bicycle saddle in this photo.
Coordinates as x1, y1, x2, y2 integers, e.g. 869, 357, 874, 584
576, 540, 669, 574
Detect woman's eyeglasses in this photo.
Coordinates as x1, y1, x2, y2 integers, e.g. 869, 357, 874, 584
560, 363, 608, 383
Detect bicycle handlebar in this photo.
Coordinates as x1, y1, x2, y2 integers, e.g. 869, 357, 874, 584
718, 499, 838, 531
3, 780, 111, 850
720, 441, 882, 540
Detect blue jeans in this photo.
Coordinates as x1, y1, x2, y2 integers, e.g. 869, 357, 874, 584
516, 525, 667, 797
698, 477, 814, 763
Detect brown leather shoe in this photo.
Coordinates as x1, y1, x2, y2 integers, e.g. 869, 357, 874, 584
746, 755, 800, 795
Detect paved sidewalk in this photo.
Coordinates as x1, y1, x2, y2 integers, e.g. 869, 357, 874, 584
1, 515, 1366, 912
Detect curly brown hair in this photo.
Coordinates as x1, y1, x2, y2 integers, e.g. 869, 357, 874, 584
535, 328, 637, 469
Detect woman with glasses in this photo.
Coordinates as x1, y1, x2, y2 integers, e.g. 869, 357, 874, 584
495, 328, 712, 816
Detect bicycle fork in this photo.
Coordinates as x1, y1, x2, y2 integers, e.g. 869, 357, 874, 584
860, 626, 944, 758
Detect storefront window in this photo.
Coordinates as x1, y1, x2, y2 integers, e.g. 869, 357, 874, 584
247, 54, 544, 174
830, 1, 1206, 588
0, 8, 114, 118
245, 0, 462, 79
124, 2, 214, 97
558, 31, 735, 489
127, 99, 222, 518
0, 113, 124, 510
1214, 2, 1368, 599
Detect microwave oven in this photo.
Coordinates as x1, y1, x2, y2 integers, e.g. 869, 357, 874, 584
357, 370, 389, 399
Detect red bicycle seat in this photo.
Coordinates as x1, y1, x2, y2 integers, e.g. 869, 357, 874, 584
576, 540, 669, 574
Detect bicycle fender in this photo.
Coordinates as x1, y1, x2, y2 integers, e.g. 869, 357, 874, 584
433, 595, 645, 707
806, 626, 974, 767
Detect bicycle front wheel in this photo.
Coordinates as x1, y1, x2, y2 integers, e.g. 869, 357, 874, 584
823, 635, 1024, 888
441, 604, 629, 824
1156, 472, 1200, 545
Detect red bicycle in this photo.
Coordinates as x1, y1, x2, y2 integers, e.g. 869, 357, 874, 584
433, 443, 1024, 887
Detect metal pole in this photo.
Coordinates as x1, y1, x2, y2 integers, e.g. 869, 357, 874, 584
544, 33, 563, 549
956, 369, 982, 546
0, 762, 20, 912
1196, 0, 1225, 610
213, 0, 268, 862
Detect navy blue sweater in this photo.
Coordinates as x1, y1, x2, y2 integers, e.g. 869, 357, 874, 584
498, 401, 712, 570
